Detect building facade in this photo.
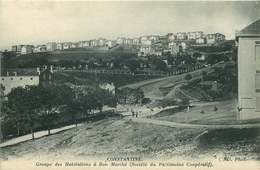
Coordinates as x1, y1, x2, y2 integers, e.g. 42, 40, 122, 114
99, 82, 115, 95
21, 45, 34, 55
206, 33, 225, 44
195, 37, 206, 44
63, 42, 72, 49
34, 45, 47, 53
0, 73, 39, 96
168, 42, 179, 55
0, 66, 54, 97
46, 42, 57, 51
176, 32, 188, 40
138, 45, 152, 56
236, 19, 260, 120
187, 31, 203, 40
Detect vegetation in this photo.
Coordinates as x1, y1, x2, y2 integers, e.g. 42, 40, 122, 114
116, 88, 145, 105
184, 73, 192, 80
1, 84, 117, 140
181, 62, 237, 101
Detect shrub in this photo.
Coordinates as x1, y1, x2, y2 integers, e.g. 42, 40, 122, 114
184, 73, 192, 80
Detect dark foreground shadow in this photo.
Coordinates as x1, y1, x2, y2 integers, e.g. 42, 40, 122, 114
198, 128, 260, 149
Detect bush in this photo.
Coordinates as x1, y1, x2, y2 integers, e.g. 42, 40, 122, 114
141, 98, 151, 105
184, 73, 192, 80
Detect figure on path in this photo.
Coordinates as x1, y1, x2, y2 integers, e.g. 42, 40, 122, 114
132, 110, 135, 118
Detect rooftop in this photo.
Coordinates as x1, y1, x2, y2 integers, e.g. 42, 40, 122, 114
236, 19, 260, 37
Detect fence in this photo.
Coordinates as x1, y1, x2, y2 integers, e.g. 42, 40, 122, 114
55, 64, 205, 77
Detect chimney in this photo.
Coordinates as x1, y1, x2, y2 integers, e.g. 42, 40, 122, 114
37, 67, 41, 75
13, 72, 17, 76
50, 65, 53, 73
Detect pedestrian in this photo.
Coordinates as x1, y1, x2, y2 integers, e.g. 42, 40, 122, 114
132, 111, 135, 118
214, 106, 218, 112
187, 105, 190, 112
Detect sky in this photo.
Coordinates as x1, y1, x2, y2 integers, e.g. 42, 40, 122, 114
0, 1, 259, 50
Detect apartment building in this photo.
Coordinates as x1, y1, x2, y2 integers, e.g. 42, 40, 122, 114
176, 32, 188, 40
34, 45, 47, 53
236, 19, 260, 119
21, 45, 34, 55
187, 31, 203, 40
46, 42, 57, 51
57, 43, 63, 50
206, 33, 225, 44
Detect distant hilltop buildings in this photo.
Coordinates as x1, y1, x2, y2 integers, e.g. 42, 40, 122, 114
10, 31, 225, 56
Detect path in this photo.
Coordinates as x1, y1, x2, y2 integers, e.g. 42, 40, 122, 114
0, 124, 78, 148
119, 66, 209, 90
131, 117, 260, 129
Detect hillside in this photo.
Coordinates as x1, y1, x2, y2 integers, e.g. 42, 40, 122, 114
5, 47, 138, 68
1, 114, 259, 161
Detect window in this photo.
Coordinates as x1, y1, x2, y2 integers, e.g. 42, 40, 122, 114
256, 45, 260, 71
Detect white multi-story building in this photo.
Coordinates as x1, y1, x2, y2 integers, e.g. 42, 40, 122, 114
99, 82, 115, 95
149, 35, 159, 43
97, 39, 106, 46
124, 38, 133, 45
187, 31, 203, 40
141, 39, 152, 46
63, 42, 72, 49
34, 45, 47, 53
168, 42, 179, 55
57, 43, 63, 50
0, 72, 39, 96
236, 19, 260, 120
138, 45, 152, 56
90, 39, 98, 47
105, 40, 116, 48
78, 41, 90, 48
46, 42, 57, 51
116, 38, 125, 45
133, 38, 140, 45
196, 37, 206, 44
167, 33, 176, 42
71, 42, 79, 48
176, 32, 188, 40
206, 33, 225, 44
21, 45, 34, 55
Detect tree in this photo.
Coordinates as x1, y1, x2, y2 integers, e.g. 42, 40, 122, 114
151, 58, 167, 72
125, 59, 140, 73
67, 98, 82, 127
7, 86, 40, 139
38, 85, 73, 135
184, 73, 192, 81
133, 88, 144, 104
202, 71, 207, 81
7, 87, 29, 137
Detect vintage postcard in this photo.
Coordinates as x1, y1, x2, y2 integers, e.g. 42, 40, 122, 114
0, 0, 260, 170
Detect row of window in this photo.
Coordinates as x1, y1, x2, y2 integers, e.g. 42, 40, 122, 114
1, 77, 34, 81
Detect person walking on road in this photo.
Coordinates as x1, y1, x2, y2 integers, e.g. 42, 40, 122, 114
131, 108, 135, 118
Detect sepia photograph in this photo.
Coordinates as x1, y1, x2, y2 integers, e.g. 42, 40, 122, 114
0, 0, 260, 169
